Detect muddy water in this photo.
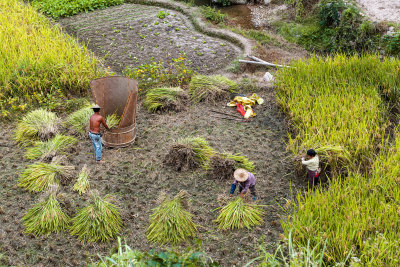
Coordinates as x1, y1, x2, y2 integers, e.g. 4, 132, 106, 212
194, 0, 256, 29
217, 5, 254, 29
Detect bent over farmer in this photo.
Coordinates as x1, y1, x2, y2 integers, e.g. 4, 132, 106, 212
301, 149, 320, 190
89, 104, 109, 163
229, 168, 257, 201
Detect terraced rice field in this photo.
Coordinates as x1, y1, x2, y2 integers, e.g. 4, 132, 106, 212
60, 4, 241, 73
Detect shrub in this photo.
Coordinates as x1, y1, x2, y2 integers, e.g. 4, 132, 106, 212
25, 134, 78, 160
18, 160, 74, 192
0, 0, 102, 117
189, 75, 238, 103
70, 193, 122, 242
22, 185, 70, 236
14, 109, 60, 146
73, 165, 90, 195
201, 6, 226, 24
147, 191, 197, 244
214, 197, 264, 230
32, 0, 124, 19
383, 32, 400, 56
144, 87, 188, 112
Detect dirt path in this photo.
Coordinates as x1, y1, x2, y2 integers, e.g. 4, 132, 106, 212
356, 0, 400, 23
60, 4, 241, 74
0, 86, 304, 266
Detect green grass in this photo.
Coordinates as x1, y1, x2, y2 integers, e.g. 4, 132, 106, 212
189, 75, 238, 103
147, 191, 197, 244
25, 134, 78, 160
0, 0, 102, 116
14, 109, 60, 146
23, 186, 70, 236
275, 54, 400, 173
200, 6, 225, 24
32, 0, 124, 19
70, 194, 122, 242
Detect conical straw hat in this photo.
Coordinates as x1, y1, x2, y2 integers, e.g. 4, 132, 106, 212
234, 168, 249, 182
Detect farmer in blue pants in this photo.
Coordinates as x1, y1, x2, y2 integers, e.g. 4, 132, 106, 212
229, 168, 257, 201
89, 104, 109, 163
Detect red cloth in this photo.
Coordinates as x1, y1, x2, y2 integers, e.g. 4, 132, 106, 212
236, 103, 245, 117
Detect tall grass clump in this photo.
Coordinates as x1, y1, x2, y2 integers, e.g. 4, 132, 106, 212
214, 197, 264, 230
0, 0, 102, 115
25, 134, 77, 160
64, 104, 93, 135
14, 109, 59, 146
70, 193, 122, 242
22, 185, 70, 236
144, 87, 188, 112
18, 160, 74, 192
281, 130, 400, 265
275, 54, 400, 172
189, 75, 238, 103
32, 0, 124, 19
147, 191, 197, 245
73, 165, 90, 195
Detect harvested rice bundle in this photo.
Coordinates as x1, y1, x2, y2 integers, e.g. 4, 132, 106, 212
64, 105, 92, 135
73, 165, 90, 195
144, 87, 189, 112
70, 193, 122, 242
315, 145, 352, 168
15, 109, 59, 146
18, 160, 74, 192
106, 114, 121, 129
22, 185, 70, 236
164, 137, 215, 171
209, 156, 236, 180
25, 134, 77, 161
147, 191, 197, 244
223, 153, 255, 172
214, 197, 264, 230
189, 75, 238, 103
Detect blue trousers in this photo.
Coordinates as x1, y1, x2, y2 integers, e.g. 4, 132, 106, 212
89, 132, 102, 161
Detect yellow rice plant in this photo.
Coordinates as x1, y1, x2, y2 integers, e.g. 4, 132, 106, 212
25, 134, 78, 160
0, 0, 103, 114
73, 165, 90, 195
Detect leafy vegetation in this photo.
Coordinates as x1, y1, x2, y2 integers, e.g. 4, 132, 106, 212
14, 109, 60, 146
70, 194, 122, 242
18, 161, 74, 192
32, 0, 124, 19
23, 186, 70, 236
214, 197, 264, 230
93, 237, 220, 266
275, 54, 400, 173
189, 75, 238, 103
147, 191, 197, 244
279, 0, 395, 54
0, 0, 102, 117
201, 6, 226, 24
25, 134, 78, 160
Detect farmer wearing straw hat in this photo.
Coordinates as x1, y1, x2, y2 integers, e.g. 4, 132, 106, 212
229, 168, 257, 201
301, 149, 320, 190
89, 104, 109, 163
